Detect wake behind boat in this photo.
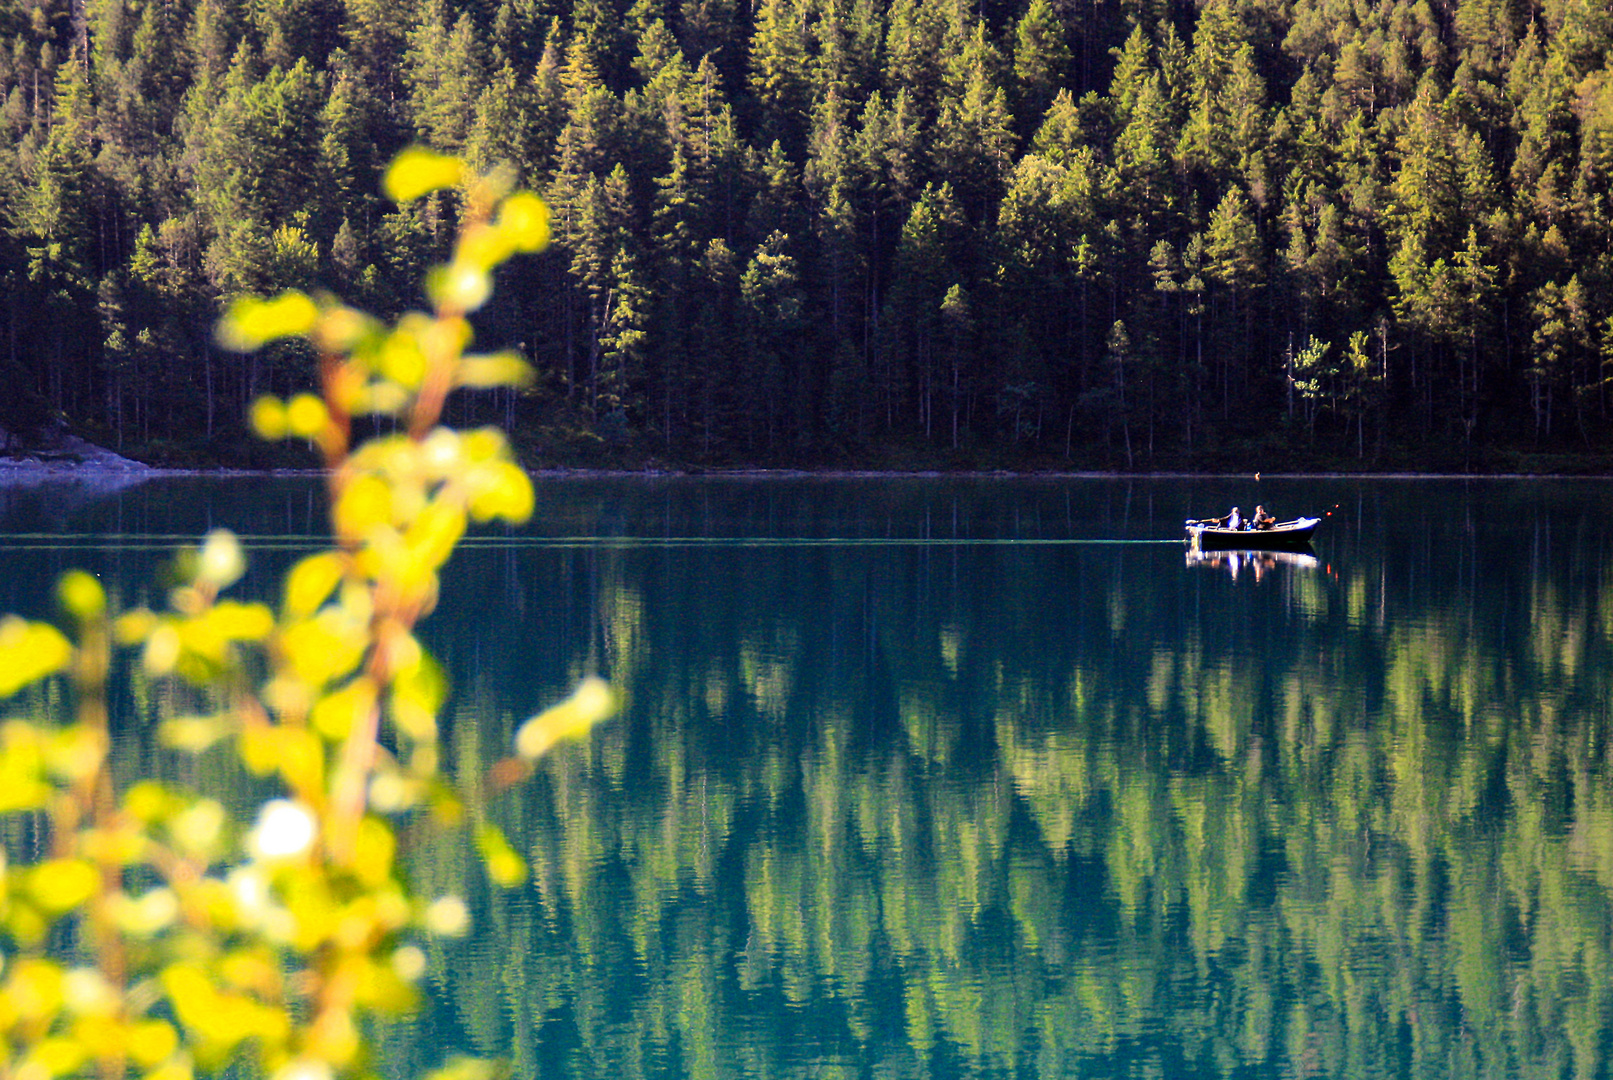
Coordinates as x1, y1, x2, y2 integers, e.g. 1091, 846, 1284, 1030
1185, 515, 1321, 551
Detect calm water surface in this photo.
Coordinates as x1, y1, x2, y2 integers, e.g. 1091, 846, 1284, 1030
2, 474, 1611, 1079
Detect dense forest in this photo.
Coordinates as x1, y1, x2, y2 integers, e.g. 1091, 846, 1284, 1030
2, 0, 1612, 468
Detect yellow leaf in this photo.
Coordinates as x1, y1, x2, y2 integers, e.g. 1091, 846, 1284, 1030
390, 652, 445, 742
158, 715, 228, 754
124, 781, 177, 823
114, 609, 157, 645
80, 821, 146, 866
28, 858, 100, 913
455, 221, 516, 270
313, 305, 379, 353
420, 314, 473, 360
0, 781, 48, 815
279, 613, 367, 688
44, 724, 105, 781
378, 330, 428, 389
427, 261, 492, 314
239, 724, 280, 775
169, 799, 226, 857
196, 530, 246, 591
240, 727, 324, 792
63, 967, 118, 1016
108, 888, 179, 936
8, 903, 48, 945
383, 146, 465, 203
405, 501, 465, 573
352, 816, 396, 888
461, 427, 506, 462
284, 552, 345, 618
475, 824, 527, 888
466, 461, 534, 524
143, 623, 181, 675
251, 396, 288, 440
58, 570, 106, 621
209, 600, 274, 642
354, 960, 418, 1013
143, 1058, 195, 1080
0, 615, 73, 697
333, 474, 394, 542
27, 1035, 89, 1076
424, 1057, 506, 1080
218, 292, 319, 351
70, 1016, 124, 1060
127, 1020, 180, 1067
310, 676, 377, 741
514, 676, 618, 760
159, 964, 215, 1025
360, 380, 412, 416
497, 191, 551, 252
455, 352, 534, 389
218, 947, 282, 996
6, 957, 66, 1021
285, 394, 329, 439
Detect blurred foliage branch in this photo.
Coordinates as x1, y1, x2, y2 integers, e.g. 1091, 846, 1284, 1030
0, 150, 615, 1080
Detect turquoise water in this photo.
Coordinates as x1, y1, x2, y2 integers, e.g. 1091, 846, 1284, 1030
3, 474, 1612, 1078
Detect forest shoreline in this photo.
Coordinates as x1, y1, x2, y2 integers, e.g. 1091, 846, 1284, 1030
4, 423, 1611, 483
5, 457, 1613, 485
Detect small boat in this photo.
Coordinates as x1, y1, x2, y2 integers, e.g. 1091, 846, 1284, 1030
1185, 516, 1321, 551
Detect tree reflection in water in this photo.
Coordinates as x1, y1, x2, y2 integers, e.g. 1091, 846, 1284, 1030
381, 478, 1613, 1080
10, 475, 1606, 1080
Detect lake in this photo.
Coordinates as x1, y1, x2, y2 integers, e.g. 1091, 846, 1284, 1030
2, 473, 1611, 1079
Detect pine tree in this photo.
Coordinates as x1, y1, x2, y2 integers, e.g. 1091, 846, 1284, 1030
747, 0, 810, 154
739, 230, 804, 450
930, 21, 1014, 224
1203, 186, 1264, 415
888, 181, 966, 440
405, 1, 486, 152
14, 57, 98, 417
691, 236, 739, 453
882, 0, 945, 114
647, 146, 707, 445
464, 61, 540, 178
547, 38, 621, 238
1176, 0, 1261, 197
1012, 0, 1069, 132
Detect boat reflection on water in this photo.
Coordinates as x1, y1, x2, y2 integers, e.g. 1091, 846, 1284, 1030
1186, 545, 1319, 582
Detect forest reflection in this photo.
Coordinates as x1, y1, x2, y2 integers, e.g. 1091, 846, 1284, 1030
5, 476, 1609, 1079
378, 480, 1613, 1080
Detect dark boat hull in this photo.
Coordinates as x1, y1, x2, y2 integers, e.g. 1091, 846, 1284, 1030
1186, 517, 1320, 551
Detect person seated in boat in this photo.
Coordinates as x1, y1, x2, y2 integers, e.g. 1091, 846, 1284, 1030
1252, 505, 1276, 530
1194, 507, 1241, 529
